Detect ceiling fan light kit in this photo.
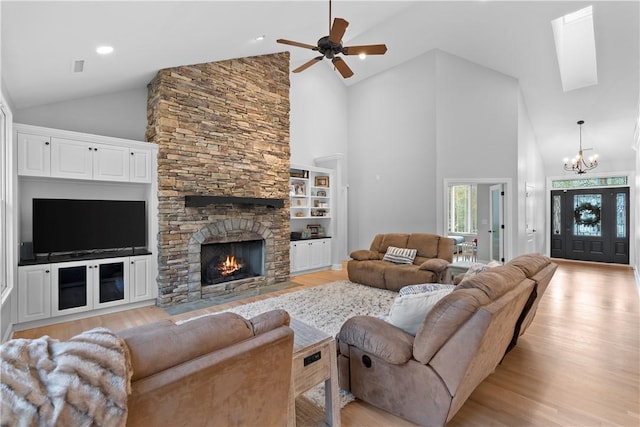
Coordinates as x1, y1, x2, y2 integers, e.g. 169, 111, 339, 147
563, 120, 599, 174
277, 0, 387, 78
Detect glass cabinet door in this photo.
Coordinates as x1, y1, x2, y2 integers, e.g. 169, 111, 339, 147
95, 258, 129, 308
52, 261, 91, 315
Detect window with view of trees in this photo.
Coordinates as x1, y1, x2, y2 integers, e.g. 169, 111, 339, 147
448, 184, 477, 234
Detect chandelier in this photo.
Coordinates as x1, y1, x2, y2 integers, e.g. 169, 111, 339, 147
563, 120, 598, 174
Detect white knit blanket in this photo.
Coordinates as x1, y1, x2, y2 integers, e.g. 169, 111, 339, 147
1, 327, 132, 427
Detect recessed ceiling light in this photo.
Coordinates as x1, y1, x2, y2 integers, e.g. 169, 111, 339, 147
96, 45, 114, 55
358, 53, 367, 60
255, 35, 265, 41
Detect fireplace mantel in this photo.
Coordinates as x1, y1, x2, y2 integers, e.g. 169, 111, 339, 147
185, 195, 285, 209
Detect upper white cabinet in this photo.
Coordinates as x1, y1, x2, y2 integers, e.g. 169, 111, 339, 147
17, 133, 51, 176
129, 148, 152, 183
17, 125, 153, 183
51, 138, 130, 181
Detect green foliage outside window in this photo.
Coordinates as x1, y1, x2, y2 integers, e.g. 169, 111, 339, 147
448, 184, 477, 234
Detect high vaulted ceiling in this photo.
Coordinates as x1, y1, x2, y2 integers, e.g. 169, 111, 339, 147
2, 1, 638, 173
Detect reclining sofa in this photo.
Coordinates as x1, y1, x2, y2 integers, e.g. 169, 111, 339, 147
348, 233, 455, 291
120, 309, 294, 426
337, 253, 557, 426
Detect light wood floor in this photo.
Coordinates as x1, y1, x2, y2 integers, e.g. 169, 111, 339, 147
12, 260, 639, 426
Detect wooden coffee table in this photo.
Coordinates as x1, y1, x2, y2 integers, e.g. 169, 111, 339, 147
287, 318, 341, 427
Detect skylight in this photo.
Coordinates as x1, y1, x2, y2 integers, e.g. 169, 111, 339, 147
551, 5, 598, 92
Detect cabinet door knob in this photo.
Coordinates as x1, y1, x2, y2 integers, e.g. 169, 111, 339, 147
131, 152, 134, 155
45, 142, 50, 145
89, 147, 92, 151
45, 270, 50, 273
131, 261, 134, 264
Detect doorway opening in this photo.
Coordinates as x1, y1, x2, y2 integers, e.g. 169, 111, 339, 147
444, 178, 511, 263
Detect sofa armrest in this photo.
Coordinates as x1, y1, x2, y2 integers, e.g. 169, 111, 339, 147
350, 249, 380, 261
338, 316, 414, 364
250, 309, 290, 335
418, 258, 450, 273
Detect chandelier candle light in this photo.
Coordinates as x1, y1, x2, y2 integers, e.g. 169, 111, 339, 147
563, 120, 598, 174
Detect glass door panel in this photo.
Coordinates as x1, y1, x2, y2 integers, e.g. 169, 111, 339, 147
53, 262, 91, 315
95, 258, 129, 308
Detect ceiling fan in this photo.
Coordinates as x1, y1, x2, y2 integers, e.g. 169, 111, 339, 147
276, 0, 388, 78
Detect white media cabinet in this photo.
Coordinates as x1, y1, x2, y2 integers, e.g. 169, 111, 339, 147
14, 124, 158, 329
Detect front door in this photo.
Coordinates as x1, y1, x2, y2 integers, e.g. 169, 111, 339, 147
550, 187, 629, 264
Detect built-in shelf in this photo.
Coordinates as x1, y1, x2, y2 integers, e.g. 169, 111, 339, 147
185, 195, 285, 208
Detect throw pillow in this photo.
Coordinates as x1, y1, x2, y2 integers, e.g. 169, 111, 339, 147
387, 288, 454, 335
382, 246, 417, 264
399, 283, 455, 296
418, 258, 450, 272
461, 262, 491, 281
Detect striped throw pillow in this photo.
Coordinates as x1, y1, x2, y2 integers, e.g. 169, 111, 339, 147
382, 246, 417, 264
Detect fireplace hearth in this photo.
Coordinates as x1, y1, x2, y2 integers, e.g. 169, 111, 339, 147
201, 240, 264, 286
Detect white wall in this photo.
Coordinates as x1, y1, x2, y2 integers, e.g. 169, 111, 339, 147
14, 88, 148, 141
346, 48, 524, 256
517, 91, 547, 255
347, 51, 438, 251
289, 63, 348, 165
434, 51, 519, 252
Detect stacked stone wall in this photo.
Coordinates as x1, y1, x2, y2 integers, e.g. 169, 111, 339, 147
146, 52, 290, 305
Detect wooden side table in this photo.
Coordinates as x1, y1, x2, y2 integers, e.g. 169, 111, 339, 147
288, 318, 340, 427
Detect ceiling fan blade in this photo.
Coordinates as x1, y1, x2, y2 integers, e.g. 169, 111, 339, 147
342, 44, 388, 55
328, 18, 349, 44
332, 57, 354, 78
276, 39, 317, 50
292, 56, 324, 73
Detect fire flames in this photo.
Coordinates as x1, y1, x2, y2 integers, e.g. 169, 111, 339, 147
218, 255, 242, 276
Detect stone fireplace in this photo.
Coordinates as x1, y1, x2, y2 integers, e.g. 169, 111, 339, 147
146, 52, 291, 306
188, 218, 274, 300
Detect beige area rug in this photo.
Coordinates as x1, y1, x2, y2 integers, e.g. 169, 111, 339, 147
178, 280, 398, 409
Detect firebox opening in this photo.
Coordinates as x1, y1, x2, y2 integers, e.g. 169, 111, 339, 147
201, 240, 264, 286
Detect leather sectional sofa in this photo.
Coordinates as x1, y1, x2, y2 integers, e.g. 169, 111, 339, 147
337, 253, 557, 427
347, 233, 455, 291
119, 309, 294, 427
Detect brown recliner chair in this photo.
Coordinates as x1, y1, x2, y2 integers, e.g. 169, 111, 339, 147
119, 309, 294, 427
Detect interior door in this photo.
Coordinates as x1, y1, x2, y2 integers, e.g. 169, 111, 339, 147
525, 183, 536, 253
489, 184, 504, 262
550, 187, 629, 264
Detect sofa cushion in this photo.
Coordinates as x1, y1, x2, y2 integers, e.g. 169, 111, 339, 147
388, 288, 454, 335
419, 258, 450, 272
407, 233, 440, 259
413, 289, 491, 364
457, 265, 526, 300
507, 253, 551, 278
383, 246, 417, 264
379, 234, 410, 253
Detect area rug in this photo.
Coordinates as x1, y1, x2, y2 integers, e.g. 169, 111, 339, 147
178, 280, 398, 409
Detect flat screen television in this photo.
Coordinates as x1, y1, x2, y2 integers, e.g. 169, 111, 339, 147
33, 199, 147, 254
